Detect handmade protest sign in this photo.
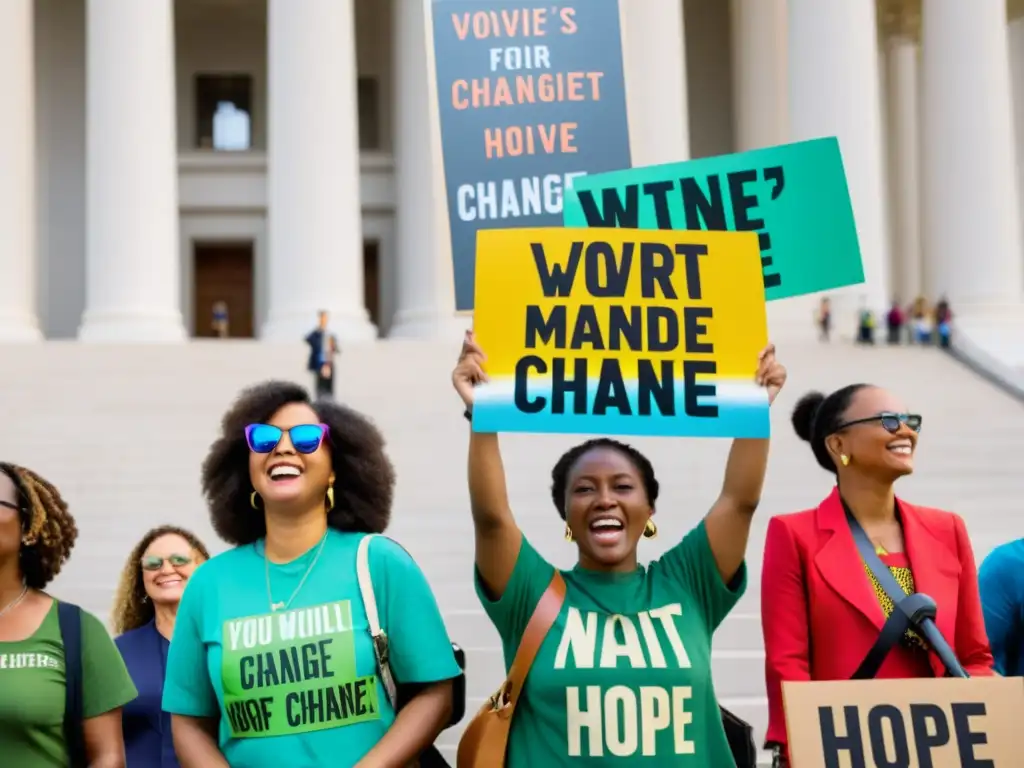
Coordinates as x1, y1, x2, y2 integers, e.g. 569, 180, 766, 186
783, 677, 1024, 768
431, 0, 631, 312
472, 228, 769, 438
220, 602, 380, 738
562, 137, 864, 301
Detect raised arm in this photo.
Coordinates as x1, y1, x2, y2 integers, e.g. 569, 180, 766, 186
704, 344, 787, 582
453, 331, 524, 599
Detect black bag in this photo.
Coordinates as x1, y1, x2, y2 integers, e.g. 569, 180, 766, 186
57, 601, 86, 768
721, 706, 757, 767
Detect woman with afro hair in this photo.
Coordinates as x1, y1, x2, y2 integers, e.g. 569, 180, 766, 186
761, 385, 994, 766
112, 524, 210, 767
452, 330, 788, 767
0, 462, 137, 767
163, 381, 460, 768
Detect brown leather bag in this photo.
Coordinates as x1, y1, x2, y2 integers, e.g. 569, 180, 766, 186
456, 571, 567, 768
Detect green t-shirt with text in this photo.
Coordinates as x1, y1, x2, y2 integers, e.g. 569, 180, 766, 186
0, 600, 138, 768
477, 521, 744, 767
163, 530, 461, 767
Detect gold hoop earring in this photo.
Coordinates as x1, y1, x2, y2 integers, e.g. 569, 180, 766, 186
840, 454, 850, 467
564, 524, 573, 542
250, 492, 261, 509
643, 518, 658, 539
325, 484, 335, 512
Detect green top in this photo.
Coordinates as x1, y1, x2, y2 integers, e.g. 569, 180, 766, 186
0, 600, 138, 767
163, 530, 461, 766
477, 522, 745, 766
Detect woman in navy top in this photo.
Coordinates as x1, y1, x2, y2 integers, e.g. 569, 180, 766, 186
112, 525, 210, 767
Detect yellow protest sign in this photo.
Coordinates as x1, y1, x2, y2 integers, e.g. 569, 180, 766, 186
472, 227, 769, 437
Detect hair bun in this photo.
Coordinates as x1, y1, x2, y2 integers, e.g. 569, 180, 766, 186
791, 391, 826, 442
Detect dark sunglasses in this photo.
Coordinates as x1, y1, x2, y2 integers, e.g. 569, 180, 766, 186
835, 412, 922, 434
245, 423, 329, 454
0, 501, 18, 513
141, 554, 192, 571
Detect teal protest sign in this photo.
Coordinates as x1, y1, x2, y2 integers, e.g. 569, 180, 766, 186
562, 137, 864, 300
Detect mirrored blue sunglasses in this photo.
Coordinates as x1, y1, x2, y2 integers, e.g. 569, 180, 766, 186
244, 424, 329, 454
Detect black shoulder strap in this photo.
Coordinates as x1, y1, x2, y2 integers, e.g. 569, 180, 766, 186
846, 505, 910, 600
845, 504, 916, 679
852, 603, 912, 679
57, 601, 87, 768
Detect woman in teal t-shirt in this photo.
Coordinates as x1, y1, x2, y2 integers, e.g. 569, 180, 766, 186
163, 381, 461, 767
452, 332, 787, 767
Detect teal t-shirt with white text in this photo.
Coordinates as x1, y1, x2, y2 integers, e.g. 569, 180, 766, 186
163, 530, 461, 767
477, 521, 744, 766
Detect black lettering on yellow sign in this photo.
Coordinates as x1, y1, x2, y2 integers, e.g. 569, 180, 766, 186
516, 239, 718, 418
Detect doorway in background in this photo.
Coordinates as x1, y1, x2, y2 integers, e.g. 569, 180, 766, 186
364, 240, 380, 332
193, 242, 255, 338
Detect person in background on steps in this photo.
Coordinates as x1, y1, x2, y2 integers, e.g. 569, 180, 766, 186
910, 296, 933, 344
934, 296, 953, 348
978, 538, 1024, 676
453, 330, 787, 767
856, 298, 876, 344
305, 310, 339, 400
163, 381, 460, 768
211, 301, 229, 339
761, 386, 994, 767
885, 299, 904, 345
817, 297, 832, 342
0, 462, 138, 768
113, 525, 211, 768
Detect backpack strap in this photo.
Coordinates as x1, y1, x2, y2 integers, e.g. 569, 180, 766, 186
57, 601, 87, 768
357, 534, 399, 708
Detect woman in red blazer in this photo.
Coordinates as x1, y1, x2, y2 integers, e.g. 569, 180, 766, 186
761, 384, 994, 765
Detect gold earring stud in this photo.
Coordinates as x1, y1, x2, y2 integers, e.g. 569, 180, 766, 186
564, 524, 573, 542
325, 485, 335, 512
840, 454, 850, 467
643, 519, 658, 539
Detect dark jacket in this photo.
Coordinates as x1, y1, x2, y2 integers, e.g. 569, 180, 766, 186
115, 620, 178, 768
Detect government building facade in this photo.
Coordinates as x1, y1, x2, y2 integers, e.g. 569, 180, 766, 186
2, 0, 1023, 366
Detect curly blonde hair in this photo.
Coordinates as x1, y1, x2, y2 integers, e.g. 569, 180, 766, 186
111, 525, 210, 635
0, 463, 77, 589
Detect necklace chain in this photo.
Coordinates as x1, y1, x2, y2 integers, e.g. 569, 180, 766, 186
265, 532, 328, 613
0, 583, 28, 619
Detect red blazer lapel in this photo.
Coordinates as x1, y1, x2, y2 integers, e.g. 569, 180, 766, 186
899, 499, 962, 675
813, 487, 886, 631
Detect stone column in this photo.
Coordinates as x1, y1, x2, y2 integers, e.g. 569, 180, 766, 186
388, 0, 462, 339
1009, 15, 1024, 246
730, 0, 816, 339
881, 2, 922, 303
0, 0, 42, 341
620, 0, 689, 164
261, 0, 376, 341
78, 0, 185, 342
788, 0, 892, 327
921, 0, 1024, 310
731, 0, 787, 152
